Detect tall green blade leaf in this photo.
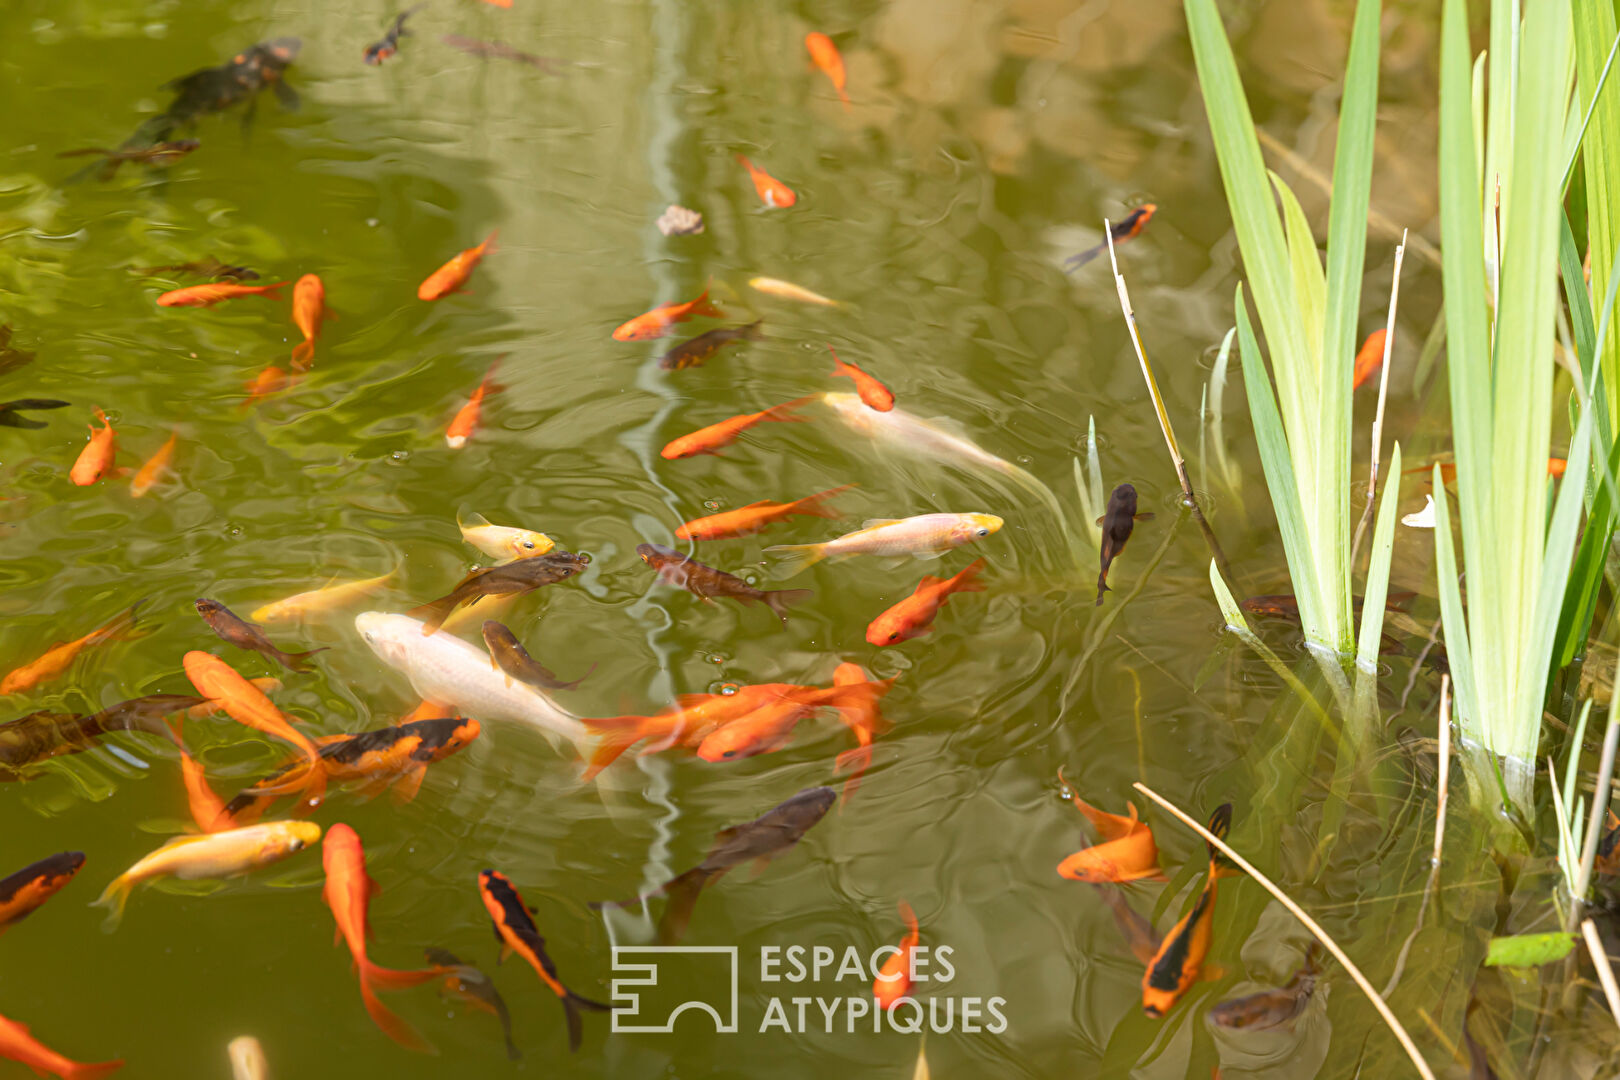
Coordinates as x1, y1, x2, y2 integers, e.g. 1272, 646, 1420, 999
1355, 444, 1402, 671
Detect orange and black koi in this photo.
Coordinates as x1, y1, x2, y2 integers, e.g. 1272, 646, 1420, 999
0, 852, 85, 932
1065, 204, 1157, 271
1142, 803, 1232, 1018
425, 947, 520, 1060
478, 870, 609, 1052
365, 5, 424, 65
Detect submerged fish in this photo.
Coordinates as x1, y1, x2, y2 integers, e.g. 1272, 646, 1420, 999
1351, 329, 1387, 391
355, 611, 588, 751
0, 1012, 121, 1080
830, 663, 893, 802
226, 1036, 267, 1080
1142, 804, 1232, 1018
129, 429, 178, 497
131, 38, 301, 146
479, 870, 610, 1052
445, 361, 503, 449
1065, 204, 1157, 271
658, 321, 764, 371
1207, 945, 1320, 1030
613, 290, 722, 342
482, 621, 593, 691
407, 550, 588, 634
289, 274, 330, 370
70, 408, 118, 485
0, 603, 144, 696
765, 513, 1002, 575
457, 511, 556, 562
660, 396, 815, 459
805, 33, 851, 109
0, 399, 70, 430
157, 281, 287, 308
592, 786, 835, 942
829, 348, 894, 411
749, 276, 838, 307
441, 34, 568, 74
0, 326, 34, 377
426, 947, 520, 1060
1096, 483, 1152, 604
676, 484, 853, 541
866, 559, 986, 645
195, 599, 328, 672
737, 156, 796, 208
579, 682, 828, 777
251, 572, 395, 624
132, 258, 258, 282
636, 543, 810, 625
693, 688, 860, 761
1055, 770, 1163, 885
58, 139, 199, 181
365, 5, 424, 65
182, 651, 325, 806
873, 901, 920, 1010
418, 232, 497, 301
95, 821, 321, 930
0, 852, 85, 932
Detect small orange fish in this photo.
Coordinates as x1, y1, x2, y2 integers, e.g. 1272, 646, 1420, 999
165, 719, 233, 834
736, 155, 797, 208
660, 395, 815, 459
830, 662, 893, 802
1407, 457, 1566, 485
129, 429, 178, 497
477, 0, 512, 6
446, 361, 502, 448
581, 682, 820, 777
1055, 769, 1163, 885
866, 559, 985, 646
290, 273, 331, 370
323, 824, 452, 1052
612, 289, 723, 341
1142, 803, 1232, 1017
805, 33, 850, 110
243, 365, 289, 407
182, 651, 325, 807
694, 696, 821, 762
70, 409, 118, 486
0, 604, 142, 696
0, 1011, 122, 1080
1065, 205, 1157, 271
829, 347, 894, 411
1351, 329, 1387, 390
156, 281, 288, 307
873, 900, 919, 1010
418, 231, 496, 301
675, 484, 854, 541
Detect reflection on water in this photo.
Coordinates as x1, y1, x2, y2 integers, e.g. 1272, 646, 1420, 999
0, 0, 1473, 1076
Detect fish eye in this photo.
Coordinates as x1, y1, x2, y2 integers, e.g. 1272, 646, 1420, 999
722, 750, 736, 759
521, 539, 536, 550
976, 527, 989, 537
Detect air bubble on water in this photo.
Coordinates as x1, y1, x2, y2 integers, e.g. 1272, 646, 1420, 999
718, 682, 740, 696
1017, 455, 1033, 465
707, 654, 727, 665
390, 450, 410, 462
703, 500, 721, 511
366, 218, 380, 227
225, 524, 244, 539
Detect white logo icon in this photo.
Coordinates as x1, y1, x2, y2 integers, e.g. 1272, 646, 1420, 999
610, 946, 740, 1034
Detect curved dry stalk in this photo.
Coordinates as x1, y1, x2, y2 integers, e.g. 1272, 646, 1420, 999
1132, 780, 1438, 1080
1352, 232, 1408, 560
1581, 918, 1620, 1030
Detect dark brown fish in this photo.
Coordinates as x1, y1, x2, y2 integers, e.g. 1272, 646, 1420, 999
0, 852, 85, 932
481, 621, 593, 691
0, 399, 70, 429
90, 694, 211, 737
194, 598, 328, 672
408, 550, 589, 635
0, 326, 36, 378
0, 694, 203, 779
592, 785, 835, 942
636, 542, 809, 625
1207, 945, 1320, 1030
365, 4, 425, 65
128, 37, 301, 148
658, 321, 764, 371
1240, 591, 1417, 620
131, 258, 259, 282
425, 947, 519, 1060
1097, 483, 1152, 605
1098, 883, 1160, 965
440, 34, 568, 74
59, 139, 200, 180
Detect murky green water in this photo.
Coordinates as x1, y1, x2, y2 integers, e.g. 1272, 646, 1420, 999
0, 0, 1529, 1077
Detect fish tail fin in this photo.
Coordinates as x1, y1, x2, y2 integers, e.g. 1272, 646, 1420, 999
898, 899, 918, 936
1205, 803, 1235, 871
656, 867, 719, 944
835, 745, 872, 805
578, 716, 651, 780
359, 970, 437, 1054
257, 283, 288, 301
1063, 245, 1103, 272
93, 875, 134, 932
561, 987, 611, 1052
690, 288, 724, 319
763, 543, 827, 577
764, 588, 812, 625
65, 1060, 126, 1080
952, 558, 989, 592
291, 339, 315, 367
838, 87, 852, 110
741, 319, 766, 341
365, 960, 445, 991
283, 646, 330, 672
763, 395, 817, 423
829, 351, 855, 379
1096, 574, 1110, 606
794, 483, 857, 519
405, 598, 458, 635
91, 601, 146, 646
480, 229, 499, 255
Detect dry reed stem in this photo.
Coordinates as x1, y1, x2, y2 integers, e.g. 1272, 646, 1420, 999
1353, 232, 1407, 560
1433, 674, 1452, 867
1570, 705, 1620, 934
1132, 781, 1438, 1080
1581, 918, 1620, 1030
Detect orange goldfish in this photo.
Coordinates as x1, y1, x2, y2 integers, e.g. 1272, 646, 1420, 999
165, 719, 233, 833
1407, 457, 1566, 486
866, 559, 986, 645
873, 901, 919, 1010
290, 273, 331, 369
0, 1011, 121, 1079
1055, 770, 1163, 884
70, 409, 118, 486
582, 682, 829, 777
1142, 804, 1232, 1017
446, 361, 502, 448
322, 824, 452, 1052
1351, 329, 1387, 391
182, 651, 325, 807
243, 365, 289, 407
660, 395, 815, 459
829, 348, 893, 411
0, 604, 142, 696
694, 697, 822, 762
418, 231, 496, 301
830, 662, 893, 801
805, 33, 850, 110
675, 484, 853, 540
737, 155, 796, 208
156, 281, 288, 307
612, 289, 723, 341
129, 429, 177, 497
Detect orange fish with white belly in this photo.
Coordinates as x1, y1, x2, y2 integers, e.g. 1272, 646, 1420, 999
70, 409, 118, 485
446, 361, 502, 448
418, 231, 496, 301
737, 155, 796, 208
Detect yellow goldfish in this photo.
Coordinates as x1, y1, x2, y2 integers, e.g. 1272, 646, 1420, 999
748, 277, 839, 307
457, 511, 556, 563
251, 572, 395, 624
94, 821, 321, 930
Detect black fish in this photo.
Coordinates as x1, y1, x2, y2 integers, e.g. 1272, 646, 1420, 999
0, 693, 201, 778
592, 786, 836, 942
0, 399, 70, 429
59, 139, 199, 182
132, 258, 259, 282
1065, 205, 1157, 271
426, 947, 520, 1060
658, 321, 764, 371
1207, 944, 1320, 1030
127, 38, 301, 147
637, 543, 809, 625
195, 598, 327, 672
440, 34, 568, 74
481, 620, 593, 691
365, 5, 425, 65
408, 550, 589, 635
1096, 483, 1152, 605
0, 852, 86, 932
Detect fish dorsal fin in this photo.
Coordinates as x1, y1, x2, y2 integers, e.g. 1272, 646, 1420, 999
861, 518, 903, 529
918, 575, 943, 589
458, 510, 493, 532
714, 825, 744, 842
734, 500, 773, 510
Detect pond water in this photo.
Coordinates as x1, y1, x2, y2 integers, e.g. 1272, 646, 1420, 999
0, 0, 1542, 1077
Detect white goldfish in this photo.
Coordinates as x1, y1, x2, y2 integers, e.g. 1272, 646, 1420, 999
95, 821, 322, 930
749, 277, 840, 307
227, 1036, 269, 1080
354, 612, 585, 750
251, 572, 395, 624
457, 511, 556, 562
765, 512, 1002, 574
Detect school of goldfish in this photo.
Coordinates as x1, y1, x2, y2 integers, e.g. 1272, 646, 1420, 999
0, 7, 1346, 1077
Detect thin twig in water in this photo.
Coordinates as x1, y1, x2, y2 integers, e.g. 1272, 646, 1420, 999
1132, 781, 1438, 1080
1569, 704, 1620, 933
1582, 918, 1620, 1030
1433, 674, 1452, 868
1352, 232, 1408, 561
